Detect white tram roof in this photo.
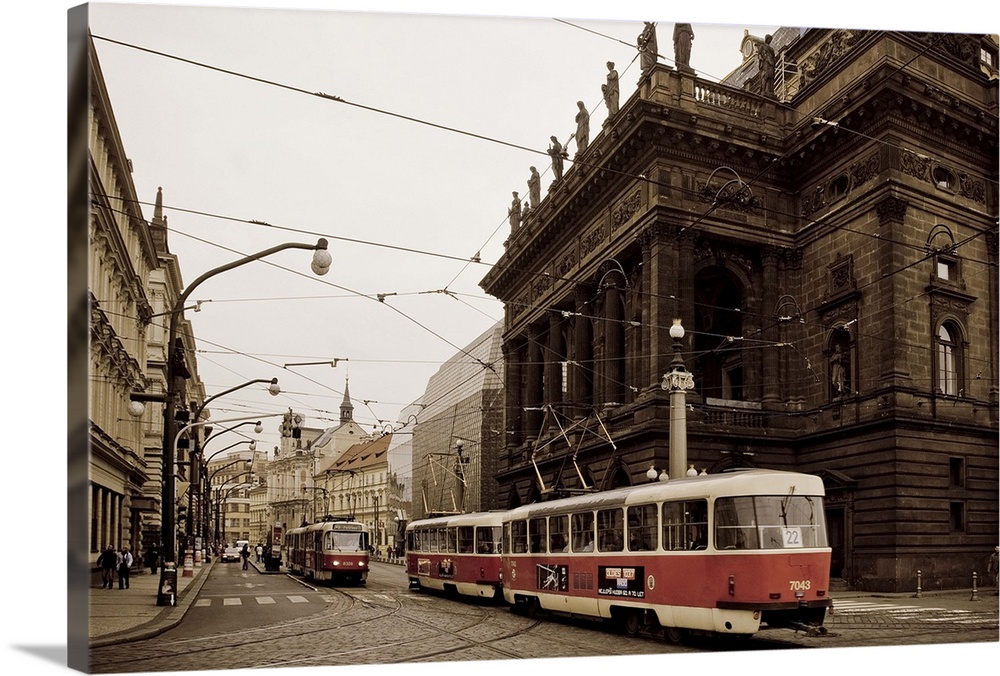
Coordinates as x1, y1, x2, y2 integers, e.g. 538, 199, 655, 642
290, 518, 367, 534
406, 510, 507, 531
504, 469, 826, 521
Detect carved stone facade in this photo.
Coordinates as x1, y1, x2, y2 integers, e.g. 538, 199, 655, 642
480, 28, 998, 592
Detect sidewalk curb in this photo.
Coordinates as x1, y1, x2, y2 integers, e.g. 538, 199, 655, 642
90, 561, 216, 648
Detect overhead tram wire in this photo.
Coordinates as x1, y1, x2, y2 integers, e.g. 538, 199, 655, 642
91, 31, 983, 274
93, 35, 995, 386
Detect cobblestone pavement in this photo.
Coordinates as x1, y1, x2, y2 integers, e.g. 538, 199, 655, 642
86, 564, 998, 673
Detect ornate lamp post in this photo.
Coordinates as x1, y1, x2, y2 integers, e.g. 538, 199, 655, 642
661, 319, 695, 481
153, 238, 330, 605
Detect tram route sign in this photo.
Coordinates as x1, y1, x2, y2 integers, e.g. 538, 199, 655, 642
597, 565, 645, 598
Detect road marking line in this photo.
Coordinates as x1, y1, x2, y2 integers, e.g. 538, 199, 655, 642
288, 595, 309, 603
256, 597, 276, 604
223, 598, 242, 605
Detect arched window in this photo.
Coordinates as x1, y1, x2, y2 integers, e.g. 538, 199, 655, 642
936, 322, 961, 396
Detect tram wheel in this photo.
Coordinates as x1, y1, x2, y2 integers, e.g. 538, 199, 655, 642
623, 610, 643, 636
664, 626, 685, 644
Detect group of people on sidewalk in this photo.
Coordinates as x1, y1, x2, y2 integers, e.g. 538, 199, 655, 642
96, 545, 135, 589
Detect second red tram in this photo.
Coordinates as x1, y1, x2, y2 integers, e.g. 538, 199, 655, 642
500, 469, 831, 639
285, 517, 370, 585
405, 511, 505, 599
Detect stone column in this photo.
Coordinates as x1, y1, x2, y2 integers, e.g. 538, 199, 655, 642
502, 340, 522, 450
571, 284, 593, 418
605, 282, 624, 405
762, 246, 781, 404
545, 312, 564, 420
526, 325, 543, 438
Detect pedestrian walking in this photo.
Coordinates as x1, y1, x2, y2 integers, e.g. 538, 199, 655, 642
97, 545, 116, 588
241, 543, 251, 570
988, 545, 999, 594
117, 545, 133, 589
255, 543, 263, 563
144, 546, 159, 574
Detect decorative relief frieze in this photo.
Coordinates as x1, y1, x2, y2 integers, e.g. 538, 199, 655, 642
611, 189, 643, 231
697, 179, 764, 214
828, 254, 857, 295
958, 173, 986, 204
802, 185, 826, 217
914, 33, 980, 68
581, 225, 606, 258
902, 150, 933, 182
798, 29, 866, 87
556, 247, 578, 279
929, 293, 971, 318
531, 271, 552, 299
851, 153, 881, 186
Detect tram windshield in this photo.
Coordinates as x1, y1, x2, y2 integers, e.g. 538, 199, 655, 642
326, 530, 367, 552
714, 495, 827, 550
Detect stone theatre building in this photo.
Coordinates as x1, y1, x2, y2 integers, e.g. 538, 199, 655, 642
480, 26, 998, 592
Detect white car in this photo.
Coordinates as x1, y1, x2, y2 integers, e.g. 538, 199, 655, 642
221, 547, 241, 563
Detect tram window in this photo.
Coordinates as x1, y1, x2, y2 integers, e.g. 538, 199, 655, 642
714, 497, 757, 549
528, 518, 547, 553
445, 527, 458, 553
549, 515, 569, 552
428, 529, 439, 553
597, 508, 624, 552
715, 495, 827, 549
502, 523, 510, 554
457, 526, 474, 553
476, 526, 501, 554
511, 520, 528, 553
662, 500, 709, 550
571, 512, 595, 552
627, 504, 656, 551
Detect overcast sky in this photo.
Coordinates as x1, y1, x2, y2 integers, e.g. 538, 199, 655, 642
4, 1, 995, 675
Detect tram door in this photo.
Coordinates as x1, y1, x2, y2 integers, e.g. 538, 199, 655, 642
826, 507, 845, 579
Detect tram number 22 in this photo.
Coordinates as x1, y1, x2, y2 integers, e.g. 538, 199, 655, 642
789, 580, 811, 591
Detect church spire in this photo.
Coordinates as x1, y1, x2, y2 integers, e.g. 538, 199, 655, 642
340, 377, 354, 423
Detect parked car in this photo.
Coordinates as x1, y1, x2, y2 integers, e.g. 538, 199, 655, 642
221, 546, 241, 563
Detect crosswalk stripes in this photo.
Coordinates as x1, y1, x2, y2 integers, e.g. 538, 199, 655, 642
831, 599, 995, 624
193, 595, 318, 607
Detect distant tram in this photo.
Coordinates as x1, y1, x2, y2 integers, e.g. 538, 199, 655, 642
285, 516, 370, 585
501, 469, 831, 640
405, 511, 505, 599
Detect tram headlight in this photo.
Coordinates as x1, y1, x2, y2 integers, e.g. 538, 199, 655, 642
332, 560, 341, 566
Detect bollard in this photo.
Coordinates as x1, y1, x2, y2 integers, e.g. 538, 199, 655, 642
970, 571, 979, 602
913, 569, 922, 598
182, 550, 195, 577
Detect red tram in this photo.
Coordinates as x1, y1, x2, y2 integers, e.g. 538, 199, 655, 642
405, 511, 505, 599
500, 469, 831, 640
285, 516, 370, 585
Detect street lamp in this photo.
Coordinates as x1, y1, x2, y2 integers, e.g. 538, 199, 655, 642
152, 237, 329, 605
202, 441, 256, 548
181, 381, 275, 564
300, 486, 330, 523
215, 476, 255, 545
661, 319, 696, 481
